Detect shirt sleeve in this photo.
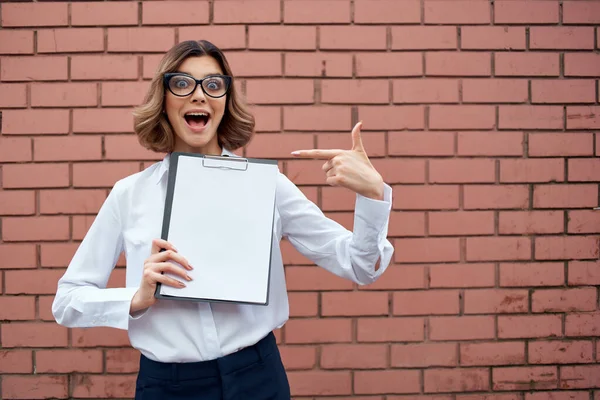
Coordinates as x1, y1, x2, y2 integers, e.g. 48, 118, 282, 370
277, 173, 394, 285
52, 181, 138, 331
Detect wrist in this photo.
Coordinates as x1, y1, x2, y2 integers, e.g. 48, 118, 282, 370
364, 180, 384, 201
129, 290, 152, 315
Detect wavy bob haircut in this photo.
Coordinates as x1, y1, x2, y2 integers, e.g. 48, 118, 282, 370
133, 40, 254, 153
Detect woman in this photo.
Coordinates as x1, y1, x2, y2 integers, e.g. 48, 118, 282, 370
52, 40, 394, 400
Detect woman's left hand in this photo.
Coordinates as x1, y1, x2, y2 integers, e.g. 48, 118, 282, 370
291, 121, 384, 201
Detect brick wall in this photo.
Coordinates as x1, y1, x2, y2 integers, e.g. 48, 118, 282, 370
1, 0, 599, 399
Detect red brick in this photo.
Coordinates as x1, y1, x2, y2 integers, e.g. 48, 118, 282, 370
36, 349, 103, 373
561, 365, 600, 389
430, 159, 495, 183
2, 3, 68, 27
532, 80, 596, 104
429, 211, 494, 236
355, 370, 421, 395
392, 343, 457, 368
285, 0, 350, 23
1, 56, 68, 81
0, 83, 27, 108
250, 106, 281, 132
31, 82, 97, 107
37, 28, 104, 53
73, 215, 96, 240
466, 237, 532, 262
72, 327, 131, 347
321, 344, 387, 369
532, 288, 597, 313
498, 315, 562, 339
458, 131, 523, 156
71, 55, 138, 80
249, 26, 315, 50
495, 53, 560, 76
356, 52, 423, 77
426, 52, 490, 76
389, 131, 454, 157
0, 30, 34, 54
323, 79, 389, 104
425, 368, 490, 393
531, 27, 594, 50
105, 348, 140, 373
285, 319, 352, 344
569, 261, 600, 285
430, 264, 495, 288
392, 26, 457, 50
465, 289, 529, 314
425, 0, 490, 24
430, 316, 494, 341
225, 52, 282, 77
179, 26, 245, 50
34, 136, 102, 162
317, 132, 385, 157
461, 342, 525, 366
2, 376, 68, 400
72, 375, 136, 398
2, 322, 68, 347
529, 340, 593, 364
3, 109, 69, 135
494, 1, 558, 24
500, 159, 564, 183
358, 106, 424, 130
429, 105, 495, 129
320, 26, 387, 50
534, 184, 597, 208
526, 392, 590, 400
108, 27, 175, 52
0, 244, 36, 269
464, 185, 529, 210
357, 317, 425, 342
72, 2, 138, 26
73, 162, 140, 188
500, 262, 565, 287
142, 1, 208, 24
0, 350, 32, 373
0, 190, 35, 216
247, 133, 313, 158
284, 106, 351, 131
393, 79, 458, 103
39, 296, 56, 321
360, 265, 426, 291
374, 159, 425, 184
564, 53, 600, 77
320, 186, 356, 211
285, 52, 352, 77
287, 371, 351, 396
462, 79, 528, 103
388, 211, 426, 237
355, 0, 420, 23
569, 159, 600, 182
395, 238, 460, 263
40, 189, 106, 215
499, 211, 564, 235
565, 312, 600, 337
5, 269, 64, 295
3, 216, 69, 242
493, 366, 558, 391
323, 292, 388, 317
567, 106, 600, 129
285, 267, 352, 291
499, 106, 563, 129
563, 2, 600, 23
529, 133, 594, 157
2, 163, 69, 189
105, 136, 163, 161
394, 290, 459, 316
394, 185, 459, 210
461, 27, 525, 50
213, 0, 280, 23
288, 292, 318, 317
280, 239, 314, 266
246, 80, 314, 104
0, 296, 35, 320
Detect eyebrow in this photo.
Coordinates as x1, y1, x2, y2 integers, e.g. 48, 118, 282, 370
176, 71, 223, 79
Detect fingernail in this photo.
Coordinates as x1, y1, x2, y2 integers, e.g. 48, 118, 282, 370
186, 275, 193, 281
179, 281, 186, 287
291, 151, 299, 155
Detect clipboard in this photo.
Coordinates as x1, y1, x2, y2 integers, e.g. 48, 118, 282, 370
154, 151, 279, 306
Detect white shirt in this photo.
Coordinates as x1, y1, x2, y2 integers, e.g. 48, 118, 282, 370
52, 148, 394, 363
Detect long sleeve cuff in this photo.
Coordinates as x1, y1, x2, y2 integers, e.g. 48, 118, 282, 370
352, 183, 392, 251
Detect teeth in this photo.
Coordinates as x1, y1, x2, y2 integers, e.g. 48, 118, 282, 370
186, 112, 208, 117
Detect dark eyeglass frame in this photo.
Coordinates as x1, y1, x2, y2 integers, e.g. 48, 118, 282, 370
163, 72, 232, 98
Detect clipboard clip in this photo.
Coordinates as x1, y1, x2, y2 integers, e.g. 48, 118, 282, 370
202, 155, 249, 171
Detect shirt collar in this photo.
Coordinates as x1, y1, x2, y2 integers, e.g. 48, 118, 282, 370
154, 148, 236, 184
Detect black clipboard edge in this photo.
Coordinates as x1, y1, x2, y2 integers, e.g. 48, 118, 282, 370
154, 151, 278, 306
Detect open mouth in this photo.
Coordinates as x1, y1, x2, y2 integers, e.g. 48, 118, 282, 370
184, 112, 210, 129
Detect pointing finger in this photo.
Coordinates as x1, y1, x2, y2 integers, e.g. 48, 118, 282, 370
291, 149, 344, 159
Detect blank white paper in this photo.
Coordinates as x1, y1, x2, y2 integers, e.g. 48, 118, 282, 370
159, 155, 278, 304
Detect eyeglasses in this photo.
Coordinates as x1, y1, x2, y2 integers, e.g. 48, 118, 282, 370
163, 73, 232, 98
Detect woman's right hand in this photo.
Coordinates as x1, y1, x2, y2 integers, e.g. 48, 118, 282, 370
129, 238, 193, 315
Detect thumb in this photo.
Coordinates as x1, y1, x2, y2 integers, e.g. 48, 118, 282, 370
351, 121, 365, 152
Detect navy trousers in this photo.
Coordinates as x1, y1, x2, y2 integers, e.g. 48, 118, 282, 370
134, 332, 291, 400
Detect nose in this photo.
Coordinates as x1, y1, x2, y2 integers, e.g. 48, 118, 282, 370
190, 84, 207, 103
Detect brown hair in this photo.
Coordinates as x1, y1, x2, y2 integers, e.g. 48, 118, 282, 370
133, 40, 254, 153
